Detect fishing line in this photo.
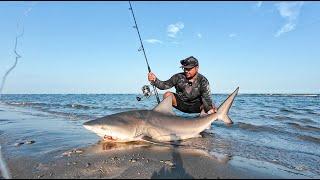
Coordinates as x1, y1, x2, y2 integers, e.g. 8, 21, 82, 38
0, 145, 11, 179
128, 1, 161, 104
0, 2, 36, 177
0, 2, 37, 100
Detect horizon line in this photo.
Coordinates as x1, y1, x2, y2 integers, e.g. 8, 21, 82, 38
1, 93, 319, 95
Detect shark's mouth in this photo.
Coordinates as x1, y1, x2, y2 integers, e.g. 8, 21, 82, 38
103, 135, 118, 141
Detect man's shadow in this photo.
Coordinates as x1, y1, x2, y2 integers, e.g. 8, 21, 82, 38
150, 138, 194, 179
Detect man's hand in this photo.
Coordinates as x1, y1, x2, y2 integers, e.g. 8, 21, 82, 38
148, 72, 157, 82
207, 106, 217, 114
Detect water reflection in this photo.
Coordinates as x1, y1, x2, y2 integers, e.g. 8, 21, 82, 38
97, 136, 232, 179
151, 141, 194, 179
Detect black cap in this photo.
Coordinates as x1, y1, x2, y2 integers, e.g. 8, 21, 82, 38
180, 56, 199, 68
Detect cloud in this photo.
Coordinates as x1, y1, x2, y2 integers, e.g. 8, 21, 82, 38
167, 22, 184, 38
197, 33, 202, 38
274, 2, 304, 37
275, 23, 296, 37
229, 33, 237, 38
144, 39, 163, 44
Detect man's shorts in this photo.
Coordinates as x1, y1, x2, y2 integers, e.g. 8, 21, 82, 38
173, 93, 202, 113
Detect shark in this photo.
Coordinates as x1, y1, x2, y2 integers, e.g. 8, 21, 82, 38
83, 87, 239, 143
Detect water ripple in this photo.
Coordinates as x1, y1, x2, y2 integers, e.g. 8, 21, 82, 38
287, 122, 320, 132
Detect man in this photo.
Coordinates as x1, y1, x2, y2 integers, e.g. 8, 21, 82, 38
148, 56, 217, 116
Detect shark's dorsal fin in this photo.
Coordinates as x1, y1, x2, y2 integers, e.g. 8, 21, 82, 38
152, 95, 176, 116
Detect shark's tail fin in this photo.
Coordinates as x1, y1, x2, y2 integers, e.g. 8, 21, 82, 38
217, 87, 239, 124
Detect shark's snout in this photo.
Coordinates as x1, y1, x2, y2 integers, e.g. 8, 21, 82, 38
83, 121, 112, 138
83, 124, 91, 131
83, 121, 98, 133
83, 121, 92, 130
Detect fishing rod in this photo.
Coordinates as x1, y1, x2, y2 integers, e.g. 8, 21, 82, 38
0, 145, 11, 179
128, 1, 161, 104
0, 2, 36, 100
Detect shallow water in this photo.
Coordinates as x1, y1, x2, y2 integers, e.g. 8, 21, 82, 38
0, 94, 319, 177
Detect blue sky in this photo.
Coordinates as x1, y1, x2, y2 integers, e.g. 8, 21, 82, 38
0, 1, 319, 94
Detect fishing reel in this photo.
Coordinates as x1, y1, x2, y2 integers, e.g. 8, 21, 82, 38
136, 85, 153, 101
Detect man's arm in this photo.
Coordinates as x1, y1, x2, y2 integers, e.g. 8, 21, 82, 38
148, 72, 176, 90
200, 78, 216, 113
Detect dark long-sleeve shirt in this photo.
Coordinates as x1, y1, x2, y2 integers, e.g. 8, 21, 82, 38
151, 73, 214, 112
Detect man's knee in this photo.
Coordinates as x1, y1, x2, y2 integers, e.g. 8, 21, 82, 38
163, 91, 173, 98
163, 91, 177, 106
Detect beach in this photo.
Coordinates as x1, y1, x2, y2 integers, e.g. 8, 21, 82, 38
3, 140, 277, 179
0, 94, 319, 178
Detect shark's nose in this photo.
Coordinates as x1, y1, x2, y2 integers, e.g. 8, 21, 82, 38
83, 125, 91, 131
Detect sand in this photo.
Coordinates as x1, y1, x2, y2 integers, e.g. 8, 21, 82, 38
1, 138, 284, 179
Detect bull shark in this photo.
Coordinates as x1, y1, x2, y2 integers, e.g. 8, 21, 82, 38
83, 87, 239, 143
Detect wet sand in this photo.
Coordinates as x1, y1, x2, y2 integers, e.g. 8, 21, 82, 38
4, 140, 280, 179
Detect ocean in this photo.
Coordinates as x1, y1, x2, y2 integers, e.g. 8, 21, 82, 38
0, 93, 319, 178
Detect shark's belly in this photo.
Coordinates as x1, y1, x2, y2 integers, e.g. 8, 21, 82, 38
145, 125, 201, 142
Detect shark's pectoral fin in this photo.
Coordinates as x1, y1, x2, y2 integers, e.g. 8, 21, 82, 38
132, 134, 160, 144
140, 136, 167, 145
152, 95, 176, 116
139, 136, 185, 147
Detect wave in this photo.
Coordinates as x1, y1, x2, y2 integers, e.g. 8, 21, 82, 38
298, 135, 320, 144
3, 102, 96, 120
290, 94, 319, 97
304, 109, 319, 115
5, 102, 26, 106
5, 101, 99, 110
0, 119, 14, 126
39, 109, 95, 120
65, 103, 98, 110
271, 115, 296, 121
104, 107, 141, 111
5, 101, 58, 107
259, 114, 268, 118
267, 94, 319, 97
279, 108, 301, 115
259, 114, 285, 120
287, 122, 320, 132
299, 118, 316, 124
236, 122, 282, 134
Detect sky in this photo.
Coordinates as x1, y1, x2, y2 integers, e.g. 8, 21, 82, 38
0, 1, 319, 94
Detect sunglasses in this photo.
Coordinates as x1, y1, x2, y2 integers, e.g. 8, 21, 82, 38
182, 67, 195, 72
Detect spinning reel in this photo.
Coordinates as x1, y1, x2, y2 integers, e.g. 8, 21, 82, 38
136, 85, 153, 101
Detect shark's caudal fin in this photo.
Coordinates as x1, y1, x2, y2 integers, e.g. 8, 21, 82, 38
217, 87, 239, 124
